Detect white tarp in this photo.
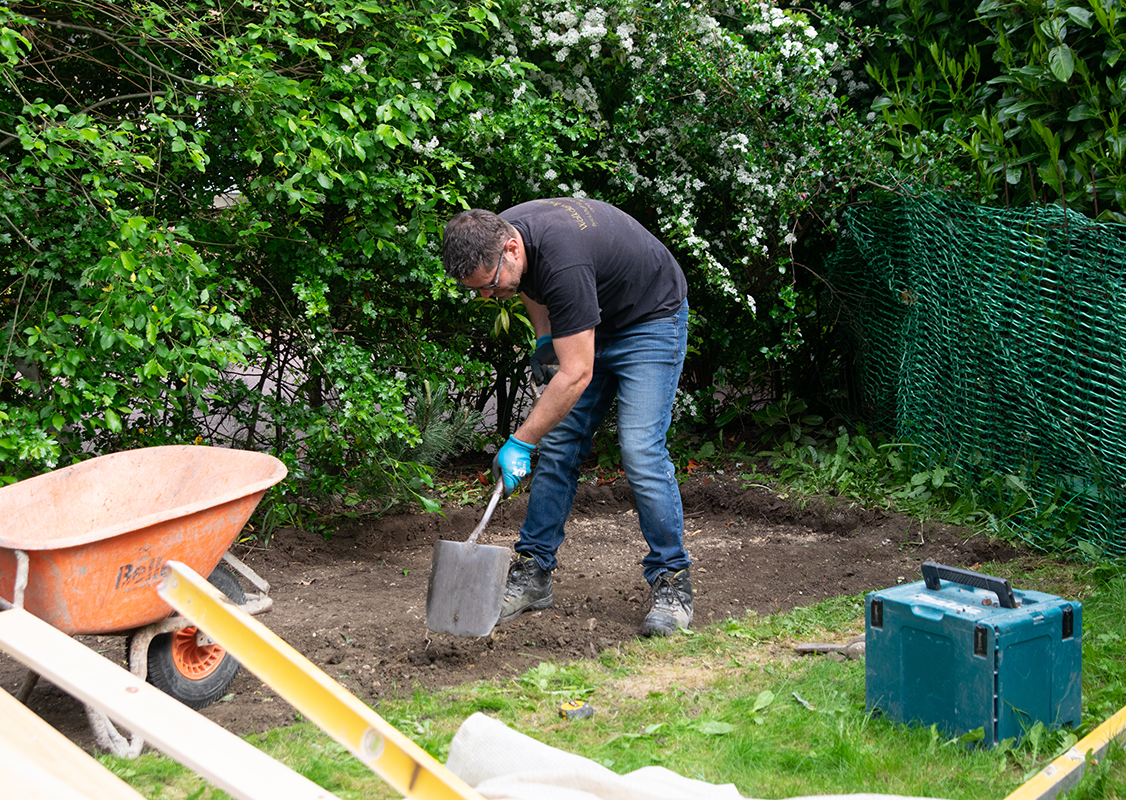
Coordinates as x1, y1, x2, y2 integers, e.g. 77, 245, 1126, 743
447, 712, 948, 800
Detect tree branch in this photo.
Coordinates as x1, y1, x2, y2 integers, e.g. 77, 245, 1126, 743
30, 16, 219, 93
83, 90, 166, 114
0, 209, 43, 254
0, 90, 171, 151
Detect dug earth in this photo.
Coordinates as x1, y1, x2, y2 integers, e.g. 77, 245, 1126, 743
2, 470, 1022, 748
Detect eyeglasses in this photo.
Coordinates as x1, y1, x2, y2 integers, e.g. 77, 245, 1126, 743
464, 242, 507, 294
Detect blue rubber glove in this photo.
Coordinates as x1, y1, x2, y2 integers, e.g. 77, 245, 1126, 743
529, 335, 559, 386
492, 435, 535, 498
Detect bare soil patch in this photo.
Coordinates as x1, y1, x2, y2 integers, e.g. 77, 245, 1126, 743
2, 470, 1022, 749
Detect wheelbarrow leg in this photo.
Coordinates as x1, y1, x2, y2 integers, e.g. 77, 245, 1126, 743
85, 703, 144, 758
127, 621, 178, 683
13, 548, 29, 608
223, 550, 270, 595
16, 669, 39, 703
10, 550, 43, 706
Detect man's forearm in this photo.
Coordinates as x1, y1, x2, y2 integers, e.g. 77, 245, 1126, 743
512, 325, 593, 445
513, 369, 589, 445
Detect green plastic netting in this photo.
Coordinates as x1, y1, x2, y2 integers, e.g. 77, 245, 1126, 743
825, 192, 1126, 559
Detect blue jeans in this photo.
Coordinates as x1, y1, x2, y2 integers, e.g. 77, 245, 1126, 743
517, 300, 690, 584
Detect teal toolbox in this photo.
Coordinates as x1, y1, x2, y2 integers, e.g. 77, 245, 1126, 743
865, 562, 1082, 746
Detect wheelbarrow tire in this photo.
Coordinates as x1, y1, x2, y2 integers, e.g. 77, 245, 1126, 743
144, 564, 245, 710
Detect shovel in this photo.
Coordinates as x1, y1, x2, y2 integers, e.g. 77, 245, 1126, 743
425, 480, 510, 637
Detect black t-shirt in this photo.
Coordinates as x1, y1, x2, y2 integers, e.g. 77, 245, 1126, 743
502, 198, 687, 338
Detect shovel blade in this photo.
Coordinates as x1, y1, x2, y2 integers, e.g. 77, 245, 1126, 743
425, 540, 510, 637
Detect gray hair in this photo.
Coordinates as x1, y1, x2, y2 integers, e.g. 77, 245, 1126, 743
441, 209, 515, 280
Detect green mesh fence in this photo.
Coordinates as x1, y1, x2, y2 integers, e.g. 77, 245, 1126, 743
825, 192, 1126, 559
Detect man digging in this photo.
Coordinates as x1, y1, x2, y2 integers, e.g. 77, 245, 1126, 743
441, 197, 693, 637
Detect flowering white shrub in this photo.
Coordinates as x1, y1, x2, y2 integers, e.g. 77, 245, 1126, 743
465, 0, 887, 370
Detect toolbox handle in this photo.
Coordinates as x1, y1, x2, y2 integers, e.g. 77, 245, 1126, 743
921, 561, 1017, 608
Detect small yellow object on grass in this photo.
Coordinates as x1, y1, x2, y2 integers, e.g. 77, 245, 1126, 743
558, 700, 594, 720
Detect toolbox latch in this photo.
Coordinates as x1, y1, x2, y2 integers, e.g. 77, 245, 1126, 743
870, 598, 883, 629
973, 624, 988, 656
1062, 606, 1074, 639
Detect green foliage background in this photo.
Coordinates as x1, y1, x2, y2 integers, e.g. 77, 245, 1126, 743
2, 0, 1122, 515
837, 0, 1126, 222
0, 0, 888, 499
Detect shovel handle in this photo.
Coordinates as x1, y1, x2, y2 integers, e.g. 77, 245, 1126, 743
466, 480, 504, 545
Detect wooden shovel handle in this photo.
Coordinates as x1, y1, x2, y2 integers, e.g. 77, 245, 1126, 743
466, 480, 504, 545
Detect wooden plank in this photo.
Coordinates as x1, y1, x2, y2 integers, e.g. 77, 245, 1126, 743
0, 687, 146, 800
0, 750, 100, 800
0, 608, 340, 800
159, 561, 485, 800
1005, 704, 1126, 800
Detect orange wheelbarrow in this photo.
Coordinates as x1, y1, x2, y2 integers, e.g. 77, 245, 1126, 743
0, 445, 287, 749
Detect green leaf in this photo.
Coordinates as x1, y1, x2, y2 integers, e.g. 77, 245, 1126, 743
695, 721, 734, 735
1048, 45, 1075, 82
956, 727, 985, 744
1077, 540, 1103, 559
105, 408, 122, 433
1067, 103, 1100, 122
449, 80, 472, 102
1065, 6, 1093, 28
752, 689, 775, 713
143, 358, 168, 378
375, 123, 399, 148
1038, 156, 1065, 195
0, 26, 31, 65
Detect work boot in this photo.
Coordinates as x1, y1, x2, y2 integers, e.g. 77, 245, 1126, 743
640, 569, 693, 637
498, 554, 553, 624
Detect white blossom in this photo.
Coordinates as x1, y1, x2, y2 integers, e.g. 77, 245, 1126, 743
341, 54, 367, 75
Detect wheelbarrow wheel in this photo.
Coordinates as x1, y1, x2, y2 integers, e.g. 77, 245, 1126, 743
144, 564, 245, 710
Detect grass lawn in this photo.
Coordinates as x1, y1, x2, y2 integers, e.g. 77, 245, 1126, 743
102, 555, 1126, 800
